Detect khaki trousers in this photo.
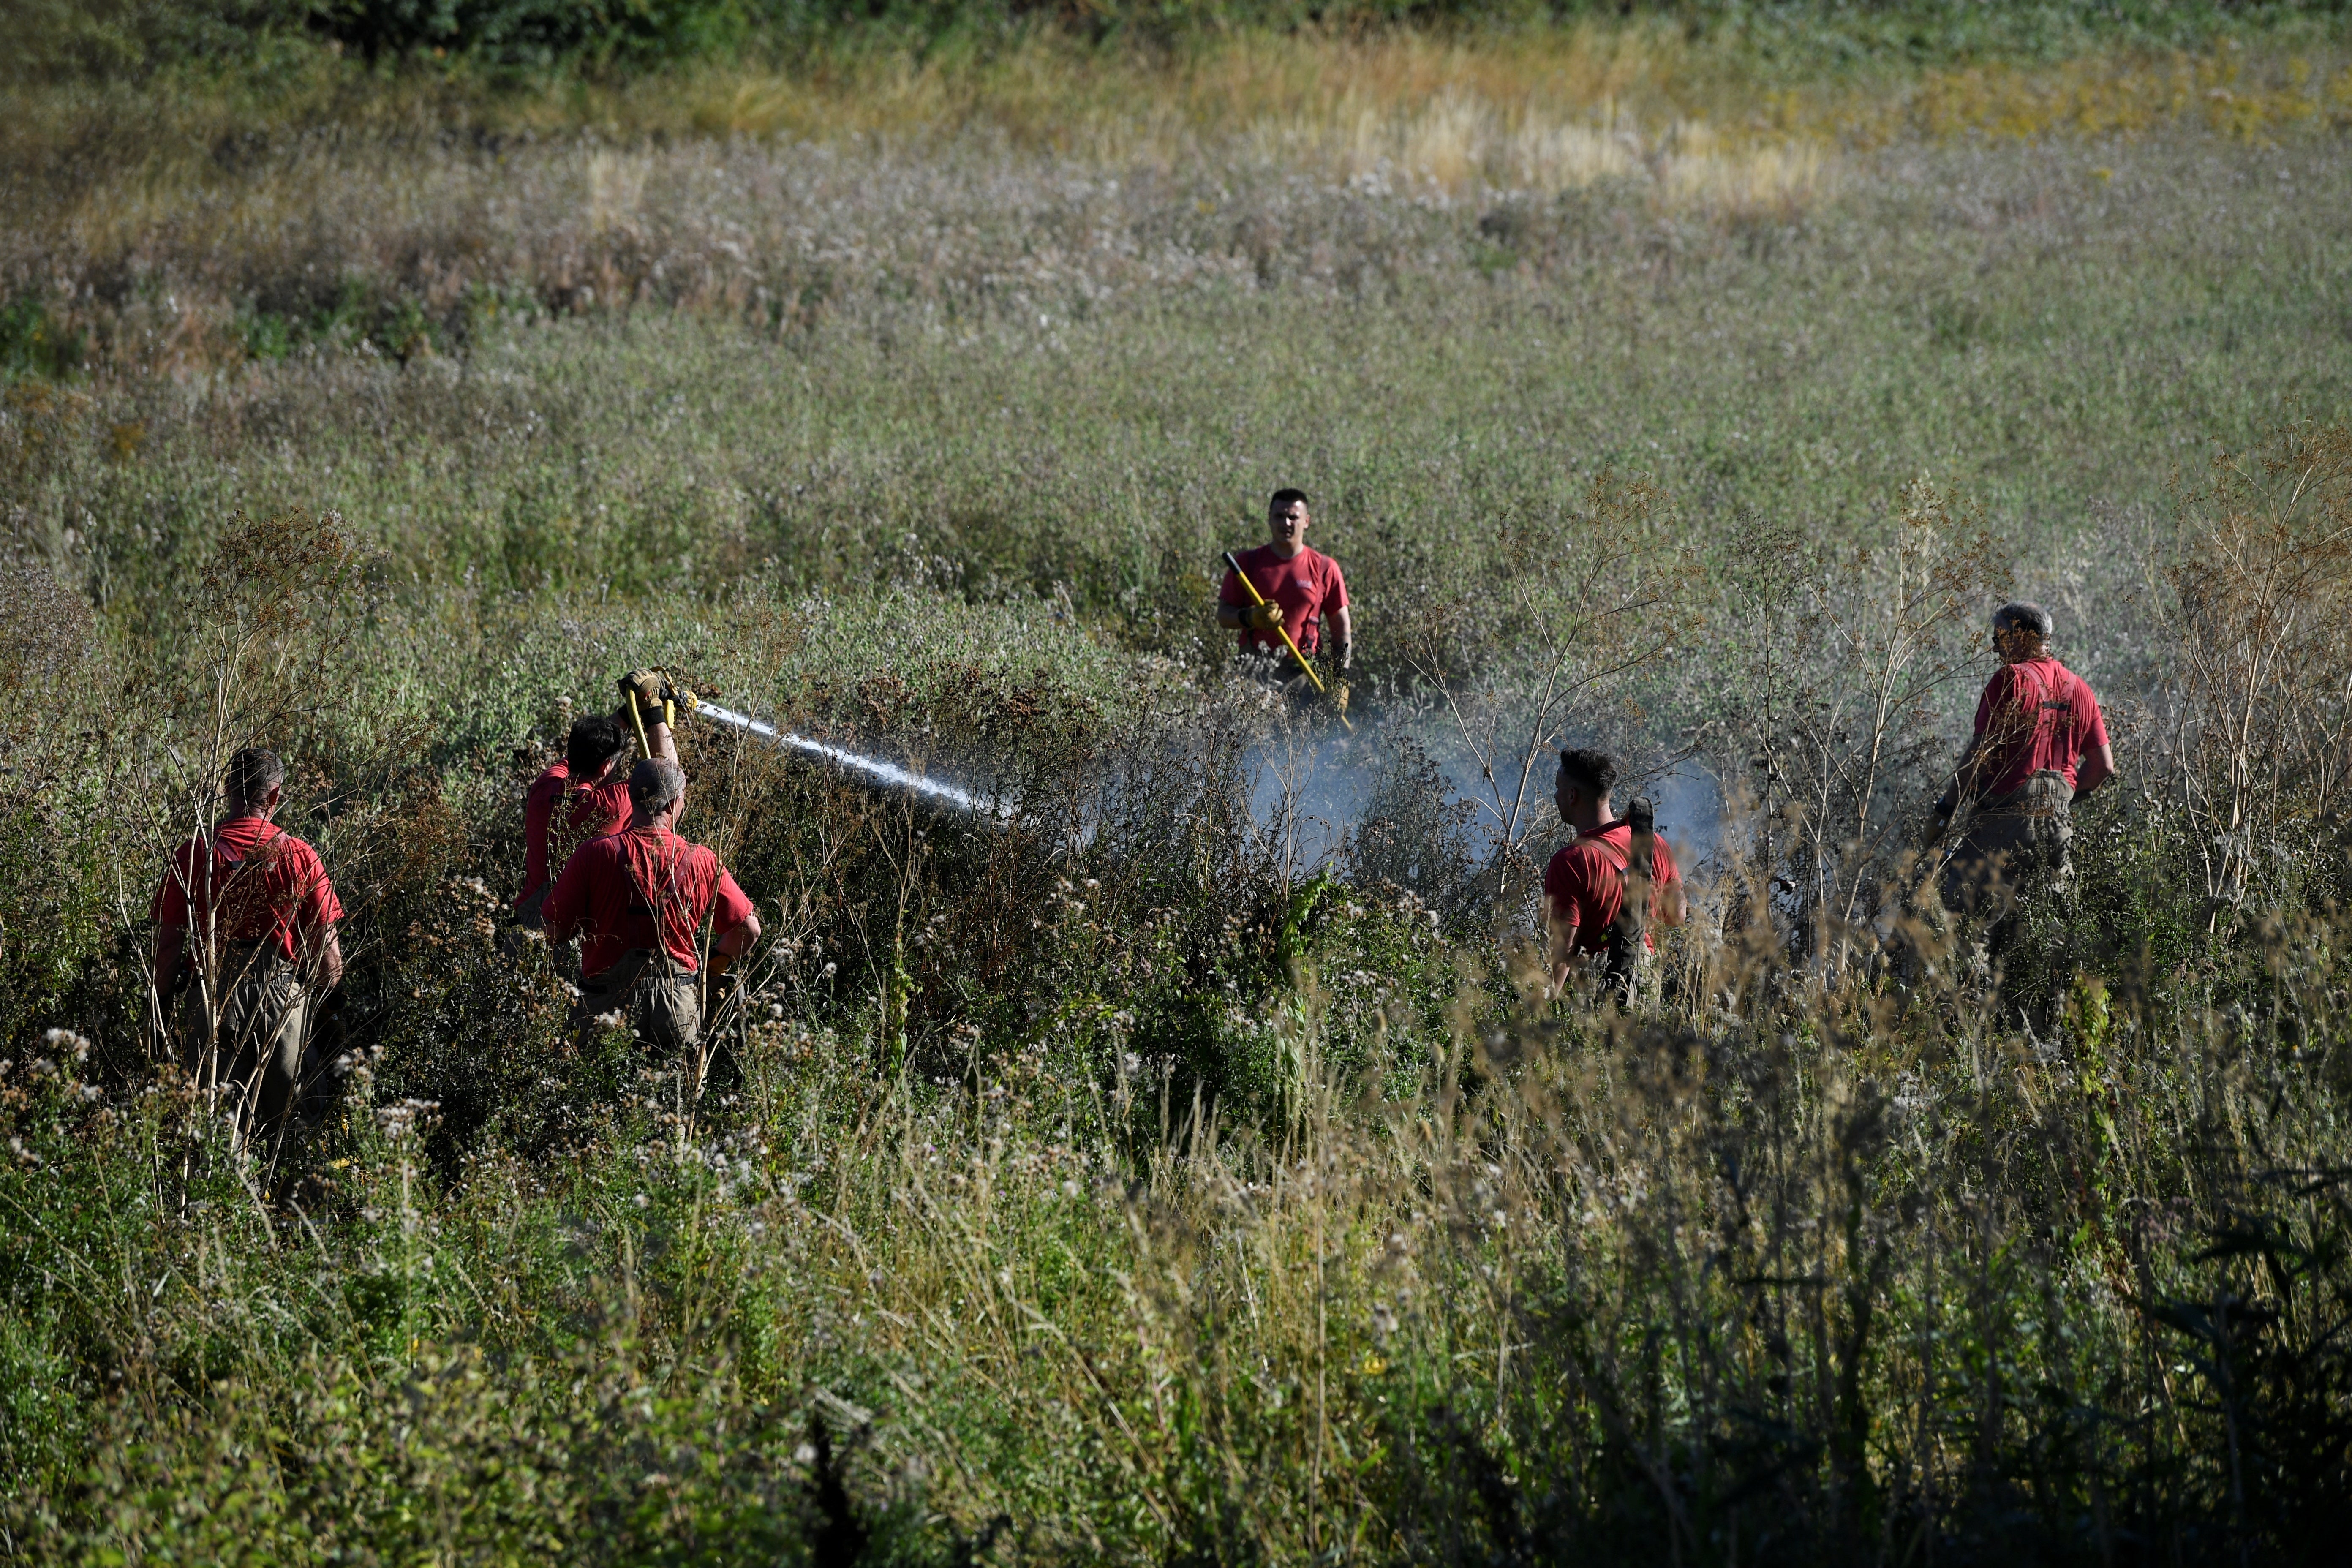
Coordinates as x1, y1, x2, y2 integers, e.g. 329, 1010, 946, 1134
575, 948, 701, 1056
181, 944, 308, 1138
1941, 769, 2074, 915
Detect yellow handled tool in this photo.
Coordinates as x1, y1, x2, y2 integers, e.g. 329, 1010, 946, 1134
1224, 552, 1350, 730
626, 690, 652, 758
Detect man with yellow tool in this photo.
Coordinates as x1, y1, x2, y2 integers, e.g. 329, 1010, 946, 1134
1218, 487, 1352, 710
514, 670, 679, 931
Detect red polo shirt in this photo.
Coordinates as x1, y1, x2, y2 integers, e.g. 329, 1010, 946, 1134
520, 761, 632, 908
1542, 821, 1681, 957
1220, 544, 1348, 656
542, 823, 754, 980
1972, 656, 2108, 795
153, 817, 344, 964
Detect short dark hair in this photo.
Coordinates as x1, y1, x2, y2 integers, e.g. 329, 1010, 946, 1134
225, 746, 284, 803
630, 757, 684, 814
1268, 487, 1309, 515
1557, 747, 1616, 800
1993, 601, 2052, 638
566, 713, 628, 777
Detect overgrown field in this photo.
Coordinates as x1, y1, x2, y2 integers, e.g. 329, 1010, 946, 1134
5, 12, 2352, 1564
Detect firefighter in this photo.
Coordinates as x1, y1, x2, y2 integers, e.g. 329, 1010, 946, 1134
151, 746, 345, 1146
1933, 601, 2115, 913
515, 671, 679, 929
1542, 748, 1688, 1003
1218, 488, 1352, 705
542, 755, 760, 1058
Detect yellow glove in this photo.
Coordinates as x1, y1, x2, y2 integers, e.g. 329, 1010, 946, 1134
619, 669, 670, 713
1242, 602, 1284, 633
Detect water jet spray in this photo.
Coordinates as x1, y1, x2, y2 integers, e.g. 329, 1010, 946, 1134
680, 694, 999, 818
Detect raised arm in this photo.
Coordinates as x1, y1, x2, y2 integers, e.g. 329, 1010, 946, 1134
614, 701, 678, 765
618, 669, 681, 765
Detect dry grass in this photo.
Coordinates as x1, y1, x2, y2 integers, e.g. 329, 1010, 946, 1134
8, 24, 2347, 382
10, 25, 2349, 224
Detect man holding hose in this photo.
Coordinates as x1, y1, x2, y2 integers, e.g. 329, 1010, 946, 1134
1218, 488, 1352, 707
515, 670, 678, 929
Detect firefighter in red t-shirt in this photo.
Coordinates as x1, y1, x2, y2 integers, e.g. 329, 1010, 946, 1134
542, 755, 761, 1056
1218, 488, 1352, 704
1541, 748, 1687, 1003
152, 747, 345, 1144
516, 671, 681, 928
1934, 601, 2116, 912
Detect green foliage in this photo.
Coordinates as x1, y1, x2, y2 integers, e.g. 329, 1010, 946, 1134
0, 296, 85, 381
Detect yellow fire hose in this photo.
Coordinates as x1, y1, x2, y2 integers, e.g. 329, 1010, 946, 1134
1223, 551, 1350, 731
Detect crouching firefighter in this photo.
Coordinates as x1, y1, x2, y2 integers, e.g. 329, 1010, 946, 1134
1932, 601, 2114, 917
151, 746, 346, 1149
542, 755, 760, 1057
1542, 748, 1688, 1004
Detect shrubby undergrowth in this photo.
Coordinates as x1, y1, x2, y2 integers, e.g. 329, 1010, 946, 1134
3, 38, 2352, 1558
0, 418, 2348, 1562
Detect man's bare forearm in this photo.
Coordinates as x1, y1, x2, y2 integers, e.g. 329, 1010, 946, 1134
1938, 736, 1987, 814
612, 704, 678, 765
708, 915, 761, 979
2074, 742, 2117, 798
716, 915, 761, 959
306, 926, 345, 991
1547, 924, 1580, 994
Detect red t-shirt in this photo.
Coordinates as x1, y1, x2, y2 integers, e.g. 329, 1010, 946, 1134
1972, 656, 2109, 795
542, 824, 754, 980
1542, 821, 1681, 957
520, 761, 633, 907
153, 817, 344, 964
1220, 544, 1348, 656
